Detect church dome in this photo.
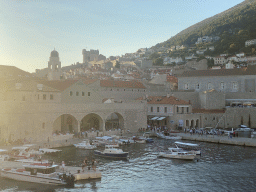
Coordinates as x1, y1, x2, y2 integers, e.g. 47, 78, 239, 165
50, 50, 59, 57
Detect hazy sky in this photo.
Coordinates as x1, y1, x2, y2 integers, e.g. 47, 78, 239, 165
0, 0, 244, 72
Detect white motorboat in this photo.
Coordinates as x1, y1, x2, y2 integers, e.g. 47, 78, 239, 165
0, 162, 75, 187
39, 148, 62, 154
94, 136, 120, 147
133, 136, 146, 144
174, 141, 201, 155
0, 149, 9, 161
94, 146, 129, 158
159, 148, 196, 160
74, 140, 97, 150
118, 138, 135, 145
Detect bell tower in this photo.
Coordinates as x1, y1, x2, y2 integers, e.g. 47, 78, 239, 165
48, 49, 62, 80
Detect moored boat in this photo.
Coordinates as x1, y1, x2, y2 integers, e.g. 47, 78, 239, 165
174, 141, 201, 155
74, 140, 97, 150
0, 162, 75, 187
159, 148, 196, 160
94, 146, 129, 158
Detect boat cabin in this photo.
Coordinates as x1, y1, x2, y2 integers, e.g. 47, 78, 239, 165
24, 163, 58, 175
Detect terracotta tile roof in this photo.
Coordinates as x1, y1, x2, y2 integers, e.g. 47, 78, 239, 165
137, 96, 190, 105
166, 75, 178, 83
179, 65, 256, 77
36, 80, 78, 91
100, 80, 146, 89
192, 109, 225, 114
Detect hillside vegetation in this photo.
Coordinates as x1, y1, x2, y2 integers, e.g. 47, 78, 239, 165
153, 0, 256, 56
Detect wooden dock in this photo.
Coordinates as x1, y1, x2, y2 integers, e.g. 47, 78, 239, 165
63, 166, 101, 181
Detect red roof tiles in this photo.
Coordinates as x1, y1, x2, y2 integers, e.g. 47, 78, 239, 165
137, 96, 189, 105
100, 80, 146, 89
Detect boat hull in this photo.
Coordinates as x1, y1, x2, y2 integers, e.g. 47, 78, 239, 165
94, 150, 128, 158
159, 153, 196, 160
0, 170, 65, 185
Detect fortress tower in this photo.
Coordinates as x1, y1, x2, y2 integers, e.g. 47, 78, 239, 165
82, 49, 99, 63
48, 49, 62, 81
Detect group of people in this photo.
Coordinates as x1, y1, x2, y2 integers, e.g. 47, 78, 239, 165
82, 157, 98, 172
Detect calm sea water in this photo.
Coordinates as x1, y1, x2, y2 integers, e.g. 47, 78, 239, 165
0, 139, 256, 192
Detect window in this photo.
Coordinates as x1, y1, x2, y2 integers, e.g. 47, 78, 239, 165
157, 107, 159, 112
220, 82, 225, 89
232, 82, 238, 89
164, 107, 167, 113
76, 92, 79, 96
70, 91, 73, 96
82, 92, 85, 96
22, 96, 25, 101
50, 94, 54, 100
177, 107, 179, 113
43, 94, 46, 100
184, 84, 189, 90
151, 107, 153, 112
88, 92, 91, 96
117, 89, 119, 91
38, 94, 40, 100
196, 83, 200, 90
42, 122, 45, 129
187, 107, 189, 113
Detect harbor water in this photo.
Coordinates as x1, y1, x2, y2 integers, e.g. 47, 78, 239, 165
0, 138, 256, 192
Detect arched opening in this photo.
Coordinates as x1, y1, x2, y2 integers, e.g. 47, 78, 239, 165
105, 112, 124, 131
186, 120, 189, 127
53, 114, 78, 134
196, 119, 199, 128
81, 113, 103, 131
191, 120, 194, 128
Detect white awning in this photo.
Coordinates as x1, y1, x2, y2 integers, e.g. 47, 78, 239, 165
157, 117, 166, 120
150, 117, 159, 120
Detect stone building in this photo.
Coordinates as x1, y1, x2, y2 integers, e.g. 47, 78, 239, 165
137, 95, 201, 130
178, 65, 256, 93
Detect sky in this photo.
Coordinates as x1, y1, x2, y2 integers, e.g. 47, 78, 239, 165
0, 0, 244, 73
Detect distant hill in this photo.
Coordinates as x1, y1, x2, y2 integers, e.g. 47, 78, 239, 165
153, 0, 256, 55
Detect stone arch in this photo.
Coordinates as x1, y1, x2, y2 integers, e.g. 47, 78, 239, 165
196, 119, 200, 128
53, 114, 78, 134
80, 113, 104, 131
191, 119, 195, 128
105, 112, 124, 131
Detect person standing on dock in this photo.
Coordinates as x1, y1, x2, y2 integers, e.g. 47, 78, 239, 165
62, 161, 65, 171
82, 157, 88, 172
92, 159, 97, 171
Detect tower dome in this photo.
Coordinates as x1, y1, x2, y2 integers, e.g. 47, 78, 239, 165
50, 50, 59, 57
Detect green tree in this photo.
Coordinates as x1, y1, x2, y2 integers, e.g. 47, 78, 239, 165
115, 61, 120, 68
149, 52, 160, 60
153, 58, 163, 66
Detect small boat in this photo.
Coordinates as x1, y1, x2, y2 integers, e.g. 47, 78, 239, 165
0, 162, 75, 187
74, 140, 97, 150
94, 146, 129, 158
174, 141, 201, 155
0, 149, 9, 161
133, 136, 146, 144
118, 138, 135, 145
159, 148, 196, 160
39, 148, 62, 154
